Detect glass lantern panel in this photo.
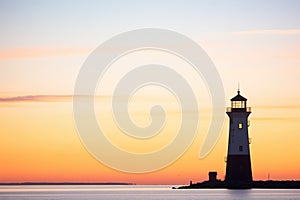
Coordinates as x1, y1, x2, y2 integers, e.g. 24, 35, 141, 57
232, 101, 246, 108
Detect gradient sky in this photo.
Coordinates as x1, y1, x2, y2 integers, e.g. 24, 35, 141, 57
0, 0, 300, 184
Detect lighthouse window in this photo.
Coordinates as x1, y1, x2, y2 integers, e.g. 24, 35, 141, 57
239, 123, 243, 129
232, 101, 246, 108
239, 146, 243, 152
241, 101, 245, 108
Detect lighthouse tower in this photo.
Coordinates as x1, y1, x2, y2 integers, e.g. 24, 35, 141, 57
225, 90, 253, 186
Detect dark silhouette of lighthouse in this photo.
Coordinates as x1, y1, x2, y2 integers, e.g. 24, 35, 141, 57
225, 90, 253, 187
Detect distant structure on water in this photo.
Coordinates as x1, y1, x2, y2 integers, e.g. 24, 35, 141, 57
208, 172, 218, 182
225, 90, 253, 185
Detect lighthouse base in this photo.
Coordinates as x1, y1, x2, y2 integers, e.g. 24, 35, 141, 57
225, 154, 252, 184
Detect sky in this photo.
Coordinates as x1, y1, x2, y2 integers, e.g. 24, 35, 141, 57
0, 0, 300, 184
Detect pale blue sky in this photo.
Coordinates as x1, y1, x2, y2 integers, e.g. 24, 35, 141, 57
0, 0, 300, 48
0, 0, 300, 104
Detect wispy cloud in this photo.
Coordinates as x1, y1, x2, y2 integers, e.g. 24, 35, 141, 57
253, 105, 300, 110
232, 29, 300, 35
252, 117, 300, 122
0, 47, 92, 60
0, 95, 113, 103
0, 95, 72, 102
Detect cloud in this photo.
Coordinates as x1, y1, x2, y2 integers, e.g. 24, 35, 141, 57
0, 95, 72, 102
0, 95, 113, 103
232, 29, 300, 35
252, 117, 300, 122
253, 105, 300, 110
0, 47, 92, 60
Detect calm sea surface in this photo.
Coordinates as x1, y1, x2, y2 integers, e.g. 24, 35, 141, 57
0, 185, 300, 200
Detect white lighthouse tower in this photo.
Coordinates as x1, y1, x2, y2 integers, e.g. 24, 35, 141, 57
225, 90, 253, 186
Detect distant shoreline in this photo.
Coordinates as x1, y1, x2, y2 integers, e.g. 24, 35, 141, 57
0, 182, 134, 186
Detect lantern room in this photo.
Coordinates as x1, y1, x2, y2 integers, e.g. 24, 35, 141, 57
228, 90, 249, 112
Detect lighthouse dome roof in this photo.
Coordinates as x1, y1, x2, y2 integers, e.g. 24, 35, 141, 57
231, 90, 247, 101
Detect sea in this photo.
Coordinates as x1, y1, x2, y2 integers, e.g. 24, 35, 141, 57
0, 185, 300, 200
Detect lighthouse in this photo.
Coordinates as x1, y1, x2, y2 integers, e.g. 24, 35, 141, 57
225, 90, 253, 186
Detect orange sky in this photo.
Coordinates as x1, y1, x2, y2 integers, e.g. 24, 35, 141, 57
0, 96, 299, 184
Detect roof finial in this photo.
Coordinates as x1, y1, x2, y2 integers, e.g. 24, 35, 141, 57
237, 82, 240, 94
